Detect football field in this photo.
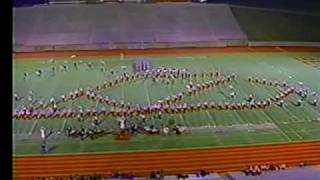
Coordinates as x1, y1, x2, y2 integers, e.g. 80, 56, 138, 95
13, 51, 320, 156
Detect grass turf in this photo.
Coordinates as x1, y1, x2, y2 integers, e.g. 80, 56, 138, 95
13, 52, 320, 156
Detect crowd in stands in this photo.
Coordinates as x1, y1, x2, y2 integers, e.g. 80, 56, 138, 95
149, 170, 165, 179
176, 170, 210, 180
31, 170, 212, 180
243, 163, 287, 176
32, 174, 107, 180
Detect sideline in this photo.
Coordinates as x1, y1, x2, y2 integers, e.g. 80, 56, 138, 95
14, 47, 320, 60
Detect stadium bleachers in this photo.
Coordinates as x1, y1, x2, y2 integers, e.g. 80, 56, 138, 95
229, 166, 320, 180
13, 3, 248, 51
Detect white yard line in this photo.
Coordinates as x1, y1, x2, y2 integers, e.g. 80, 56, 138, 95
280, 108, 304, 140
179, 114, 189, 128
122, 86, 125, 100
205, 111, 216, 127
166, 83, 190, 128
60, 119, 67, 133
60, 101, 74, 132
143, 81, 156, 125
217, 86, 246, 125
144, 82, 151, 105
259, 110, 293, 142
28, 120, 38, 135
251, 81, 303, 140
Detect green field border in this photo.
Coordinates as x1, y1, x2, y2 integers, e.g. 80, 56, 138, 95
13, 139, 320, 158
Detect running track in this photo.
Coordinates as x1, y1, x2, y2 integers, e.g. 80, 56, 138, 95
14, 47, 320, 60
14, 141, 320, 179
13, 47, 320, 179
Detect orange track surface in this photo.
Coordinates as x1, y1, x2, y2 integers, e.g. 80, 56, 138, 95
14, 141, 320, 179
13, 47, 320, 179
14, 47, 320, 60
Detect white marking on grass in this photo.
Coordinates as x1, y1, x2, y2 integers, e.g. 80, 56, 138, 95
179, 114, 189, 128
60, 100, 74, 132
144, 82, 151, 105
233, 110, 247, 125
205, 111, 216, 127
143, 81, 156, 125
60, 119, 67, 133
280, 107, 304, 139
121, 85, 125, 100
258, 110, 292, 142
28, 120, 38, 135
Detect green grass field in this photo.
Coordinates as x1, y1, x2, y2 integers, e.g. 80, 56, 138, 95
13, 52, 320, 156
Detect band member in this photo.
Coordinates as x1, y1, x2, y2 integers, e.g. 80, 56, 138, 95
282, 81, 287, 87
248, 94, 254, 102
272, 80, 279, 86
118, 117, 126, 130
230, 91, 236, 99
73, 62, 78, 70
36, 69, 42, 77
14, 93, 19, 101
209, 102, 216, 109
60, 95, 66, 102
231, 73, 237, 80
23, 72, 29, 79
92, 117, 102, 127
262, 79, 267, 85
40, 127, 46, 140
50, 97, 55, 105
63, 64, 68, 71
296, 99, 302, 106
311, 99, 318, 106
40, 141, 48, 154
27, 95, 33, 103
278, 100, 285, 107
87, 63, 93, 70
226, 75, 231, 81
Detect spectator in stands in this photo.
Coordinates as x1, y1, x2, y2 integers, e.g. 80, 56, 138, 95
199, 170, 209, 177
154, 171, 164, 180
299, 162, 306, 167
280, 163, 287, 170
111, 171, 120, 178
150, 171, 157, 179
177, 173, 188, 180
